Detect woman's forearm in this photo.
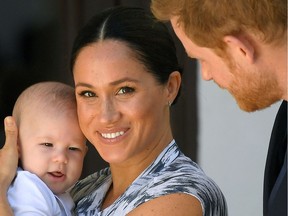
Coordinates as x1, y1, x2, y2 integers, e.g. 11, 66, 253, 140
0, 190, 13, 216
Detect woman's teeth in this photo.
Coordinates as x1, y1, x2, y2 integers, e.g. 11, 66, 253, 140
101, 131, 124, 139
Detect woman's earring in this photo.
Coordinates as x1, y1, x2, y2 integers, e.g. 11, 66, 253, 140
168, 101, 172, 107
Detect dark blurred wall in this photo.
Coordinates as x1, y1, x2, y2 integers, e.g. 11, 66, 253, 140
0, 0, 198, 178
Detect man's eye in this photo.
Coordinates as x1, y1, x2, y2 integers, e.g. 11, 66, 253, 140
117, 86, 135, 95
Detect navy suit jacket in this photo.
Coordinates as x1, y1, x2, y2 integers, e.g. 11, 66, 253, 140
263, 100, 287, 216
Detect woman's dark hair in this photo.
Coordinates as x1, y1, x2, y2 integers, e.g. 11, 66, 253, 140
71, 6, 182, 104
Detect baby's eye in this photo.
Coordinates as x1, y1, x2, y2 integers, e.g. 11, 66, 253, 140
42, 143, 53, 147
117, 86, 135, 95
68, 147, 81, 151
79, 91, 96, 98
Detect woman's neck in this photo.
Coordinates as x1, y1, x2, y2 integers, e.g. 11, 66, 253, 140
101, 136, 174, 210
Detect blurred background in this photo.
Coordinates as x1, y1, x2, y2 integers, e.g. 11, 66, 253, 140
0, 0, 281, 215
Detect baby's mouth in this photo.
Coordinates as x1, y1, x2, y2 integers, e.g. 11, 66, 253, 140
49, 171, 64, 178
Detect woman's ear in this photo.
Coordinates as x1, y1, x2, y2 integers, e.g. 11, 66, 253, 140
166, 71, 181, 104
223, 35, 255, 64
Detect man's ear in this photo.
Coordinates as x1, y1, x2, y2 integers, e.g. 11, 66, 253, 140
223, 35, 255, 64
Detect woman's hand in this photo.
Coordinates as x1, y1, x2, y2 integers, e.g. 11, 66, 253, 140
0, 116, 18, 191
0, 116, 18, 216
0, 116, 18, 192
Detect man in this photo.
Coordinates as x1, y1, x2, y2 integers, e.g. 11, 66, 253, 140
151, 0, 287, 215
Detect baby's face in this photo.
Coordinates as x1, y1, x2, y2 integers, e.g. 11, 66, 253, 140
18, 108, 87, 195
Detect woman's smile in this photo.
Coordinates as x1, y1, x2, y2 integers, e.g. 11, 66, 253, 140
100, 131, 125, 139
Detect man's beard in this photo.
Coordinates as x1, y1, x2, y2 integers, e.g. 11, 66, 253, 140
225, 61, 281, 112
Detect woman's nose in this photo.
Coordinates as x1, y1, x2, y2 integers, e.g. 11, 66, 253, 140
98, 98, 120, 124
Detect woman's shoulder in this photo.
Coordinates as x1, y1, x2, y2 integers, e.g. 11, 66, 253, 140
153, 152, 224, 193
128, 151, 227, 215
140, 142, 226, 204
101, 150, 227, 215
168, 153, 227, 213
148, 146, 222, 194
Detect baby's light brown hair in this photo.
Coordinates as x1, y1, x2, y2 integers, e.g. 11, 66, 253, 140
12, 81, 77, 126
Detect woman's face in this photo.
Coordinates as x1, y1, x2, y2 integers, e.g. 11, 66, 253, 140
73, 40, 175, 166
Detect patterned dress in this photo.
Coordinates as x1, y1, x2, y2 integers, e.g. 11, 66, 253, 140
71, 140, 227, 216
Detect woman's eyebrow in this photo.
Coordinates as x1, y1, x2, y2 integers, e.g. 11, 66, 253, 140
75, 78, 140, 89
109, 77, 140, 86
75, 82, 94, 88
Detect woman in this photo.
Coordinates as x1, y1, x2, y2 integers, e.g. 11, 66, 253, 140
0, 6, 227, 216
70, 6, 227, 216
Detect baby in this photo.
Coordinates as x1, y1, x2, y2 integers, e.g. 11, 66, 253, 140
7, 81, 87, 215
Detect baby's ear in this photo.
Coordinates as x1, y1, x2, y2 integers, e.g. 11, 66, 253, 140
223, 35, 255, 64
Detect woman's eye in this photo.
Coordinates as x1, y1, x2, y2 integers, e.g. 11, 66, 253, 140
79, 91, 96, 97
117, 86, 135, 95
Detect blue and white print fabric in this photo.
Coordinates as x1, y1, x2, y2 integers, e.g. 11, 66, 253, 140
71, 140, 227, 216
